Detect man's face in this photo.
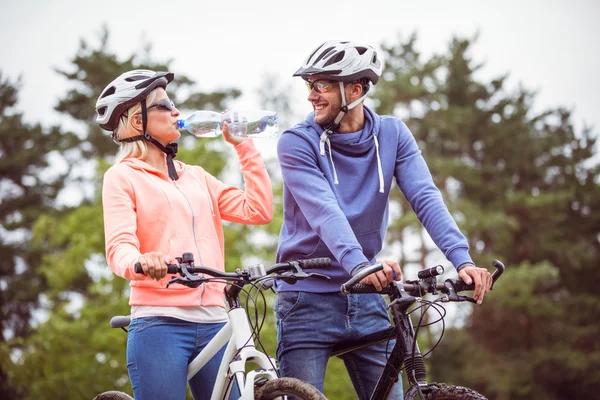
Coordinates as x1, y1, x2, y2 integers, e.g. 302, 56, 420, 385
304, 77, 342, 127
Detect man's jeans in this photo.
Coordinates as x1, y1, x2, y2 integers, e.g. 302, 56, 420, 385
276, 291, 403, 399
127, 316, 238, 400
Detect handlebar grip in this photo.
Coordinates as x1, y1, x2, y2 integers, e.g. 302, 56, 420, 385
341, 264, 383, 294
345, 284, 392, 295
451, 259, 506, 292
451, 280, 474, 292
134, 262, 178, 275
298, 257, 331, 269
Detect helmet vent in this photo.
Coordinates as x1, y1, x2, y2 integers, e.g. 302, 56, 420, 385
125, 75, 150, 82
313, 46, 335, 64
323, 51, 345, 67
355, 47, 367, 55
100, 86, 116, 99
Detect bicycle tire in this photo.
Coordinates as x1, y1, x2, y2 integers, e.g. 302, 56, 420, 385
406, 382, 487, 400
255, 377, 328, 400
92, 391, 133, 400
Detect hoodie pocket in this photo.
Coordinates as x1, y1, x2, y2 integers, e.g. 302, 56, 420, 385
300, 229, 382, 261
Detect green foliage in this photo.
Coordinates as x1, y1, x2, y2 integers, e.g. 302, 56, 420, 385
375, 32, 599, 400
1, 26, 272, 400
3, 26, 599, 400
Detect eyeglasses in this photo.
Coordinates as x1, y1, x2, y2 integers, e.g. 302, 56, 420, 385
304, 79, 336, 93
148, 98, 175, 112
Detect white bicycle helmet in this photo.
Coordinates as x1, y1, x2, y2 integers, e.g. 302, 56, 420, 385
95, 69, 174, 131
293, 40, 383, 84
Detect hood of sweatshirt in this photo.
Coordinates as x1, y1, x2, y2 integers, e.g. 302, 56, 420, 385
298, 105, 384, 193
119, 157, 186, 180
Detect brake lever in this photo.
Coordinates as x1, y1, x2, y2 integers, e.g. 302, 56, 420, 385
305, 272, 331, 281
459, 295, 477, 303
166, 276, 205, 288
442, 281, 477, 303
273, 271, 331, 285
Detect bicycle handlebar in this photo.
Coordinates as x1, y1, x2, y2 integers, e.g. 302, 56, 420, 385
134, 253, 332, 288
341, 259, 505, 300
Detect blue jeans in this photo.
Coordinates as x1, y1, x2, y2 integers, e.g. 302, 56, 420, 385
275, 292, 403, 400
127, 316, 238, 400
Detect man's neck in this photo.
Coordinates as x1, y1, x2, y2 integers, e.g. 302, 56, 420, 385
337, 105, 365, 133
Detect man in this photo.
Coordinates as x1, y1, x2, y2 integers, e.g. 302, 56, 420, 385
275, 40, 492, 399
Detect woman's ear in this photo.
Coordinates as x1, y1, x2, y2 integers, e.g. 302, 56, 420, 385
130, 113, 143, 132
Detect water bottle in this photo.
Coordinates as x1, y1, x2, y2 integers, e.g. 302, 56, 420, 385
177, 110, 279, 138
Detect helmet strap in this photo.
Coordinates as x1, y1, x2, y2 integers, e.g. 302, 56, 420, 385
324, 81, 369, 135
115, 101, 180, 181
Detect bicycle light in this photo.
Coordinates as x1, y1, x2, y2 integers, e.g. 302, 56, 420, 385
417, 265, 444, 279
247, 263, 267, 279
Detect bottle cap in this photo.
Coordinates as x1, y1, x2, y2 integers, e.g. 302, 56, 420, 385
176, 119, 184, 129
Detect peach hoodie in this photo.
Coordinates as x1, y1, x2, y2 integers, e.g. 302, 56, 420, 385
102, 140, 273, 308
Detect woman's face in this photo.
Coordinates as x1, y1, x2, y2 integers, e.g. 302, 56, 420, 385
147, 88, 181, 144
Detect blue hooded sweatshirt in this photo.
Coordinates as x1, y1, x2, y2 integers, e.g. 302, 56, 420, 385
276, 106, 473, 292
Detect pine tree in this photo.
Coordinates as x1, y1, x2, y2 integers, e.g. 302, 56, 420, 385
374, 33, 600, 399
0, 72, 80, 398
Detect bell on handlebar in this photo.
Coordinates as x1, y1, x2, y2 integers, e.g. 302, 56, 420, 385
182, 252, 194, 263
417, 265, 444, 279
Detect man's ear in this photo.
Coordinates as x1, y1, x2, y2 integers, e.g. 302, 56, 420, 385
347, 82, 364, 102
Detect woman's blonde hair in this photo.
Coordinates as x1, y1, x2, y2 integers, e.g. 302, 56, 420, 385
112, 89, 160, 163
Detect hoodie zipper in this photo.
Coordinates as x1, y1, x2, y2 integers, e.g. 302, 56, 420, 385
172, 179, 207, 304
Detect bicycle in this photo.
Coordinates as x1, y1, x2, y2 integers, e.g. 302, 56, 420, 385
332, 259, 506, 400
93, 252, 331, 400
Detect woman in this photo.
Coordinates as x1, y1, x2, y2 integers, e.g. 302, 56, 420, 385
97, 69, 273, 399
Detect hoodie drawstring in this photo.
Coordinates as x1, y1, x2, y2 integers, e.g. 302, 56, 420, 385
373, 135, 384, 193
142, 169, 173, 208
323, 137, 339, 185
187, 166, 216, 217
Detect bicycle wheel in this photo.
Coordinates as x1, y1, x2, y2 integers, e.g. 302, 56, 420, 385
255, 377, 328, 400
406, 382, 487, 400
93, 391, 133, 400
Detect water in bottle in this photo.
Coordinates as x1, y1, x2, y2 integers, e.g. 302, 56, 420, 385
221, 110, 279, 138
177, 110, 222, 138
177, 110, 279, 138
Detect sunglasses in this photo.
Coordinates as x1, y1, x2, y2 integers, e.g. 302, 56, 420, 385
148, 98, 175, 112
304, 79, 336, 93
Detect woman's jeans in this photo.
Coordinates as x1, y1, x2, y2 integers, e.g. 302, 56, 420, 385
276, 291, 403, 400
127, 316, 238, 400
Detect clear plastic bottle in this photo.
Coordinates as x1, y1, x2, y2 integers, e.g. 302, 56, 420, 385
177, 110, 279, 138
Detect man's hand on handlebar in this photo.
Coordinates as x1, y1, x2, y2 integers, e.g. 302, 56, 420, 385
136, 252, 171, 281
457, 264, 492, 304
356, 260, 402, 292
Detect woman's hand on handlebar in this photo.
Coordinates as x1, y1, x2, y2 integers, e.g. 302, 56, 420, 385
458, 264, 492, 304
359, 260, 402, 292
136, 252, 171, 281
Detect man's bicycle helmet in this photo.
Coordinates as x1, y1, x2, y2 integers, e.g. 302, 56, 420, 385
95, 69, 174, 131
293, 40, 383, 84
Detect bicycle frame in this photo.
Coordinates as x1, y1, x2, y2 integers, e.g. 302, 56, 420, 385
186, 307, 279, 400
334, 260, 505, 400
330, 283, 422, 399
109, 253, 331, 400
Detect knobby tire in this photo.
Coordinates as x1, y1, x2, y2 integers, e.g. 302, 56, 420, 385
255, 377, 328, 400
406, 382, 487, 400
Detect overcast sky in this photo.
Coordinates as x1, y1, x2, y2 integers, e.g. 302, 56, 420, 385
1, 0, 598, 137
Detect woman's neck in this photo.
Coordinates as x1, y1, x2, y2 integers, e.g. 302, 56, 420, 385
145, 145, 170, 177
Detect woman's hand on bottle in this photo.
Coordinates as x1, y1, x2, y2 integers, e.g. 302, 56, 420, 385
136, 252, 171, 280
222, 121, 248, 146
